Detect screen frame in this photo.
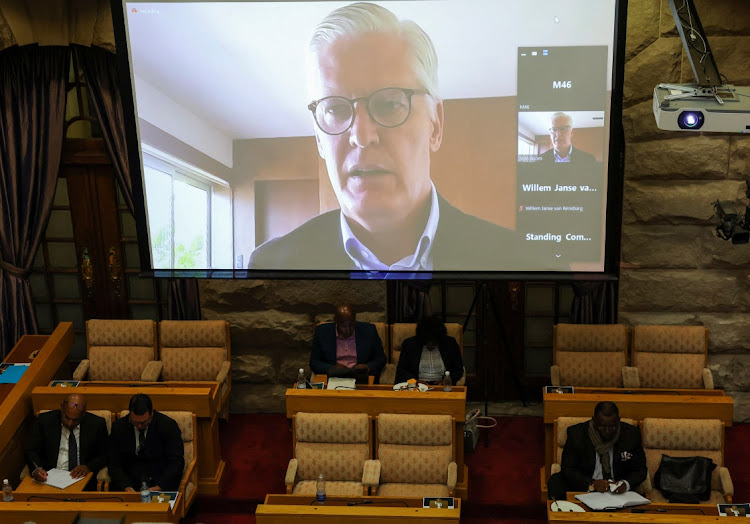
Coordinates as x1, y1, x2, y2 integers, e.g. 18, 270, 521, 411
111, 0, 629, 281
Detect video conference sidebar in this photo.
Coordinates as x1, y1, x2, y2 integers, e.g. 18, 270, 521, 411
516, 46, 609, 267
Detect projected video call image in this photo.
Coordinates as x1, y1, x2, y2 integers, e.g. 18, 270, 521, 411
123, 0, 617, 273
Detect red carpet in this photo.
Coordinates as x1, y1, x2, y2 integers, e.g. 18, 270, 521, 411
184, 414, 750, 523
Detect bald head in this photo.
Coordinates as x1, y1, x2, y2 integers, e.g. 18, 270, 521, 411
60, 393, 86, 430
334, 304, 356, 338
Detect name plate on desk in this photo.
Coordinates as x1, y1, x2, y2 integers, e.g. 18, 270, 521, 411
424, 496, 454, 509
719, 503, 750, 516
545, 386, 574, 394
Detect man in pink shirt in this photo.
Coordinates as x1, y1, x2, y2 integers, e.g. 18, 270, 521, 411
310, 304, 386, 382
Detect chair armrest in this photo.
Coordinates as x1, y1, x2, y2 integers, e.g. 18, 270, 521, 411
550, 463, 561, 475
96, 467, 110, 492
216, 361, 231, 383
285, 459, 298, 489
73, 360, 90, 381
141, 361, 163, 382
362, 459, 380, 488
639, 472, 653, 496
447, 461, 458, 490
177, 457, 198, 519
719, 467, 734, 497
380, 363, 396, 385
703, 368, 714, 389
550, 365, 560, 386
622, 367, 640, 388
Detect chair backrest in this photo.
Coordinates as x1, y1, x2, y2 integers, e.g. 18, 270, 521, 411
389, 323, 464, 366
631, 325, 708, 389
293, 412, 371, 482
158, 320, 230, 381
554, 417, 636, 464
376, 413, 453, 485
86, 319, 157, 381
371, 322, 389, 360
119, 410, 195, 475
37, 409, 113, 434
641, 418, 723, 490
553, 324, 628, 387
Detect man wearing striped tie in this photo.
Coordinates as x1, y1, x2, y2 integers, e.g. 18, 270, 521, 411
25, 393, 108, 491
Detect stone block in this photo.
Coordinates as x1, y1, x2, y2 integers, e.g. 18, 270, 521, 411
279, 351, 314, 384
621, 225, 710, 268
229, 384, 287, 414
199, 280, 269, 312
624, 37, 682, 107
661, 0, 750, 37
232, 353, 276, 384
619, 269, 743, 311
625, 0, 662, 60
729, 137, 750, 179
202, 309, 312, 349
624, 136, 730, 180
702, 315, 750, 353
688, 37, 750, 86
622, 180, 741, 225
622, 100, 674, 144
727, 391, 750, 423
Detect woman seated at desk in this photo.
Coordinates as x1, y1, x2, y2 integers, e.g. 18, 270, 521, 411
395, 316, 464, 385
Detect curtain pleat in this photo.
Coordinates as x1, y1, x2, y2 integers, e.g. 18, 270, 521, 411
0, 44, 70, 356
570, 281, 617, 324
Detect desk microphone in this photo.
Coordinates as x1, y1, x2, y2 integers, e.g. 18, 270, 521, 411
347, 499, 373, 506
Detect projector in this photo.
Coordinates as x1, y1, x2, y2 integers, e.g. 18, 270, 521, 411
653, 83, 750, 133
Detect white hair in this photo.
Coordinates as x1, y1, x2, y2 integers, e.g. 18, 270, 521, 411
308, 2, 440, 113
551, 111, 573, 127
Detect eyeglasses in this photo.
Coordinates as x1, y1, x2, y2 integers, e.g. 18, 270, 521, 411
549, 125, 571, 134
308, 87, 428, 136
64, 401, 85, 411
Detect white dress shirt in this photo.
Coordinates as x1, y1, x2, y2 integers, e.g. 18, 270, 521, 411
56, 425, 81, 470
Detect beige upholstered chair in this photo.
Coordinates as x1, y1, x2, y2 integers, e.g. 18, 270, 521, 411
640, 418, 732, 504
74, 319, 159, 382
541, 416, 640, 499
157, 320, 231, 418
285, 412, 378, 496
374, 413, 457, 498
116, 410, 198, 518
380, 322, 466, 385
630, 325, 712, 389
550, 324, 629, 387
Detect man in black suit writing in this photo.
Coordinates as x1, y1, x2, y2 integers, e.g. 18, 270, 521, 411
25, 393, 108, 491
547, 401, 647, 500
248, 2, 518, 272
108, 393, 184, 492
310, 304, 386, 381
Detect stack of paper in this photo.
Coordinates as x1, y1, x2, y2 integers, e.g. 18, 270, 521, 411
575, 491, 650, 511
42, 469, 86, 489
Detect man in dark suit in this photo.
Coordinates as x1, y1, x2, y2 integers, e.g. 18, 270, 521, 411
25, 393, 108, 491
310, 304, 386, 381
396, 315, 463, 385
108, 393, 184, 492
540, 112, 597, 164
248, 2, 519, 272
547, 401, 647, 500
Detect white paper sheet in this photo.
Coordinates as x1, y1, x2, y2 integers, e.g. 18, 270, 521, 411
42, 468, 86, 489
575, 491, 650, 511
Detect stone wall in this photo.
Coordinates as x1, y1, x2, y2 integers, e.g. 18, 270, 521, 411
199, 279, 387, 413
619, 0, 750, 420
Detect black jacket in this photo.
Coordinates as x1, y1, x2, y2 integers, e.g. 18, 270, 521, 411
561, 421, 648, 492
249, 194, 520, 271
108, 411, 184, 491
25, 410, 108, 474
310, 322, 386, 377
395, 335, 464, 384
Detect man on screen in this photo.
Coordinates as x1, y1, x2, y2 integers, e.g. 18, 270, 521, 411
248, 1, 518, 272
541, 112, 596, 164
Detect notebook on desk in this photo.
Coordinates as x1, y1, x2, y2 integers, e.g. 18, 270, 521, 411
575, 491, 650, 511
327, 377, 357, 390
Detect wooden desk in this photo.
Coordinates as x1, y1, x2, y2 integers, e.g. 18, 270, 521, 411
547, 500, 722, 523
31, 381, 225, 495
0, 323, 73, 486
0, 500, 176, 523
543, 387, 734, 476
257, 494, 461, 523
286, 385, 468, 499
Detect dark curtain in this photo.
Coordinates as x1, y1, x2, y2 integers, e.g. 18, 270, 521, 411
168, 279, 202, 320
569, 281, 617, 324
399, 282, 432, 322
75, 45, 202, 320
0, 45, 70, 356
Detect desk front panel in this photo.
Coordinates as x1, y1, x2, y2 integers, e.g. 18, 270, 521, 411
0, 501, 175, 523
547, 500, 722, 523
257, 494, 461, 523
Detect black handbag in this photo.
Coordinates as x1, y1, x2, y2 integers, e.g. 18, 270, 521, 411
653, 455, 716, 504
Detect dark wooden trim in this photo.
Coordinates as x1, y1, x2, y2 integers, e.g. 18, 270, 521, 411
61, 138, 110, 165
